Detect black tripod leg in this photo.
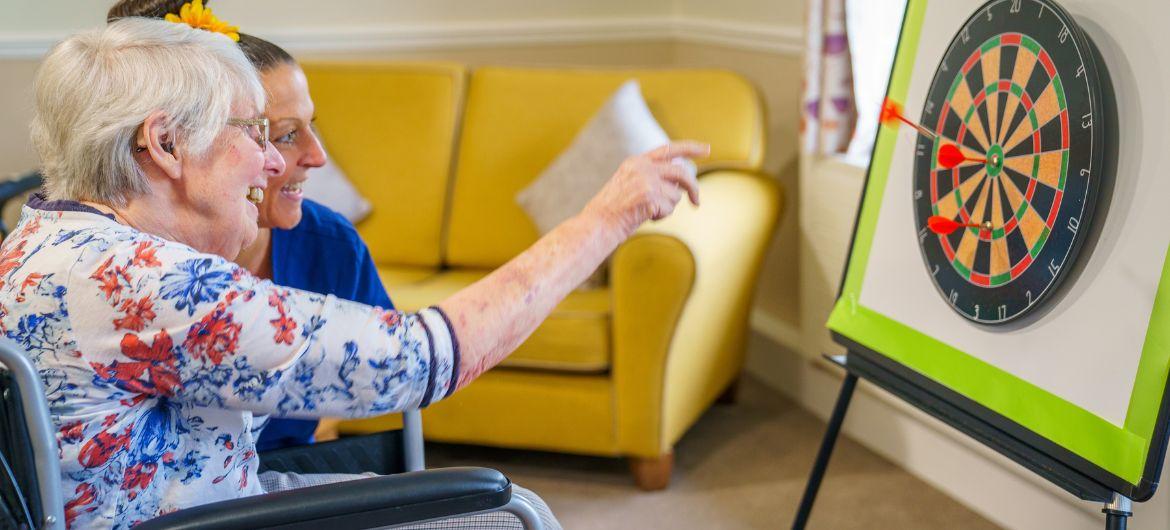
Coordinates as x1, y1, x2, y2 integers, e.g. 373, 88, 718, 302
1103, 493, 1132, 530
792, 372, 859, 530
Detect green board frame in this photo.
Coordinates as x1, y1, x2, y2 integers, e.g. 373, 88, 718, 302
827, 0, 1170, 499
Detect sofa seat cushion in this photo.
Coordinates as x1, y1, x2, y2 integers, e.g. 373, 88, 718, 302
381, 270, 611, 373
377, 265, 441, 294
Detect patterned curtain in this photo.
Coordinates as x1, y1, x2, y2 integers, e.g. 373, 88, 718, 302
801, 0, 857, 155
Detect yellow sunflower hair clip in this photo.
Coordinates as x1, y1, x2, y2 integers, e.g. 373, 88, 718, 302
165, 0, 240, 42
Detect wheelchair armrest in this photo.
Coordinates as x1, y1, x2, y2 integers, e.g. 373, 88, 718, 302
134, 467, 511, 530
0, 172, 42, 238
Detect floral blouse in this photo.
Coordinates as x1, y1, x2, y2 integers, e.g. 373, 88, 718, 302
0, 196, 459, 529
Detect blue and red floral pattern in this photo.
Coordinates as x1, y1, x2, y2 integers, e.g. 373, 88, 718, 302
0, 199, 457, 529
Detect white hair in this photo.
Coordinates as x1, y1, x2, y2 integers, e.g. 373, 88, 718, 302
31, 17, 265, 206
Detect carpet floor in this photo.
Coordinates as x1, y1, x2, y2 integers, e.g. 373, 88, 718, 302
424, 375, 1002, 529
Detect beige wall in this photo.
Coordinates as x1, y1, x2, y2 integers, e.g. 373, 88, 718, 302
673, 0, 804, 27
3, 0, 807, 38
0, 1, 805, 360
0, 60, 40, 179
3, 0, 674, 33
0, 3, 804, 367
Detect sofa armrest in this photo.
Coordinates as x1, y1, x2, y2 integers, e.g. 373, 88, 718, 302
134, 467, 511, 530
611, 170, 783, 456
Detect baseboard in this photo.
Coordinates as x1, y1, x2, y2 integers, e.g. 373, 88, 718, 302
742, 330, 1170, 529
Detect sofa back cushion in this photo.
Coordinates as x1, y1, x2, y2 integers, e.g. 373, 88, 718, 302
302, 62, 465, 268
446, 67, 764, 268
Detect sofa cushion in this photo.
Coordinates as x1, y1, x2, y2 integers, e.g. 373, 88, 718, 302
516, 80, 670, 289
300, 148, 372, 224
446, 67, 765, 268
377, 265, 440, 294
302, 62, 465, 268
380, 269, 611, 373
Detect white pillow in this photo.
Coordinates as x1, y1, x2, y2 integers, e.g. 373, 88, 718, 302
515, 80, 670, 288
301, 146, 373, 224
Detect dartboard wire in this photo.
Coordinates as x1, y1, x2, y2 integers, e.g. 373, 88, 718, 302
980, 45, 1003, 143
998, 166, 1051, 254
1001, 111, 1053, 156
979, 176, 1002, 243
1004, 147, 1066, 159
997, 34, 1038, 145
993, 80, 1029, 146
997, 34, 1058, 146
960, 171, 990, 222
953, 81, 994, 150
938, 79, 1060, 243
935, 104, 990, 165
987, 177, 1013, 282
1000, 77, 1065, 155
932, 167, 988, 225
1002, 154, 1066, 193
939, 69, 992, 150
968, 78, 1040, 157
927, 124, 989, 168
951, 174, 994, 280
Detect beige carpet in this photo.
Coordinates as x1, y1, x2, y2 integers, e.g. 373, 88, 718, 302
424, 376, 1001, 529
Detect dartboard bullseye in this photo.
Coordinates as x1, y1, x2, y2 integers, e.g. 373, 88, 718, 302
911, 0, 1113, 325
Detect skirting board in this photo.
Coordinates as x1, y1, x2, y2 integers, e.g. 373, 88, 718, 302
742, 330, 1170, 529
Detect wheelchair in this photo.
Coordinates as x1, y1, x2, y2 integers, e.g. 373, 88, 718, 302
0, 313, 543, 527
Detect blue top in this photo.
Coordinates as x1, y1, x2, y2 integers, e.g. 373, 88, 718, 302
256, 199, 395, 452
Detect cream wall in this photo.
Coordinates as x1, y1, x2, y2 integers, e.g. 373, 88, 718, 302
2, 0, 674, 33
0, 1, 806, 328
673, 0, 804, 27
1, 2, 1158, 530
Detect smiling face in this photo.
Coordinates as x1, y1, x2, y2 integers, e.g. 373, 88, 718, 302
178, 106, 285, 257
257, 62, 326, 230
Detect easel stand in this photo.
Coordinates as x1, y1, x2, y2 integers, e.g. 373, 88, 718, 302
1103, 493, 1132, 530
791, 353, 1133, 530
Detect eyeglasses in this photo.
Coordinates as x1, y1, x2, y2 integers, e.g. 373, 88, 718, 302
131, 117, 270, 154
227, 117, 269, 149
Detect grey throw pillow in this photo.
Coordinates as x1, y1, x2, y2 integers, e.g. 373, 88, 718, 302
516, 80, 670, 288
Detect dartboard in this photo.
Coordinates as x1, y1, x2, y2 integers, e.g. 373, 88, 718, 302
912, 0, 1114, 325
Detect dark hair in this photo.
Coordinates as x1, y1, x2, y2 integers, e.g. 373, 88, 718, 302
237, 33, 295, 72
107, 0, 188, 21
107, 0, 296, 72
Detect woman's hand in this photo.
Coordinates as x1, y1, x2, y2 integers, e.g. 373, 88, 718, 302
582, 141, 710, 238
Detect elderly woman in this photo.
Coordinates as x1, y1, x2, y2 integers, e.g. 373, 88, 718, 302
108, 0, 401, 452
7, 16, 705, 530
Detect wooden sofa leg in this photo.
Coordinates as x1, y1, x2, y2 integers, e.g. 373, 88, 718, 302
716, 376, 740, 405
629, 452, 673, 491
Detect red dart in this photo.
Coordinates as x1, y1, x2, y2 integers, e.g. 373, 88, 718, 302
882, 99, 988, 169
881, 98, 938, 139
880, 98, 904, 127
938, 144, 987, 169
927, 215, 990, 235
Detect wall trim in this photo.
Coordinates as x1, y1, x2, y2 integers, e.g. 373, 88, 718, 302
750, 308, 803, 352
0, 16, 803, 59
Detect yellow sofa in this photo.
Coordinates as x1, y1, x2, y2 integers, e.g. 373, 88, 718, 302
303, 62, 783, 489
